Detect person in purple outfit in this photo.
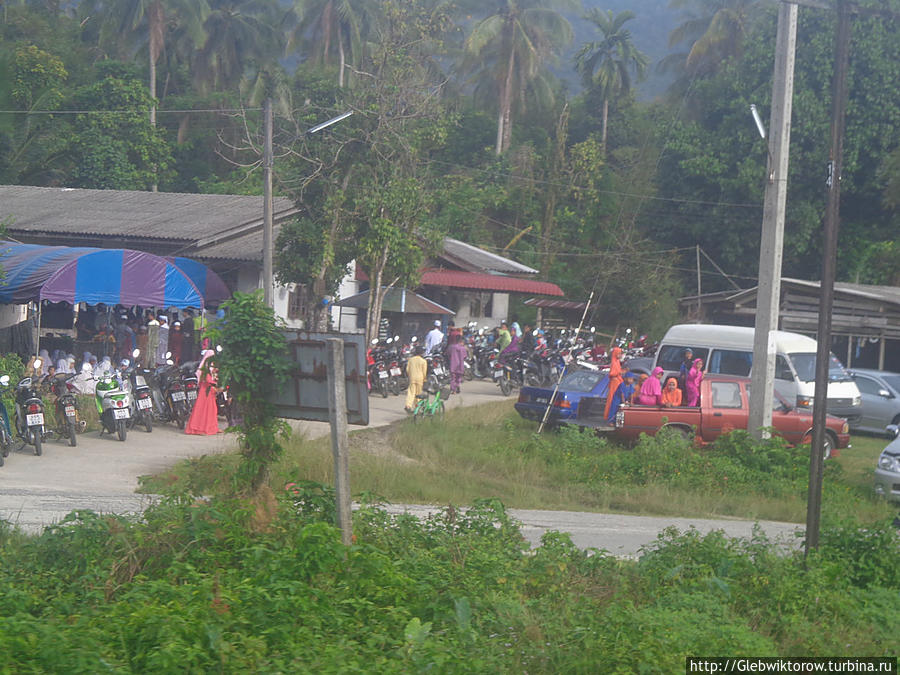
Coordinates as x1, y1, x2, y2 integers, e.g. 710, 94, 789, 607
447, 332, 468, 394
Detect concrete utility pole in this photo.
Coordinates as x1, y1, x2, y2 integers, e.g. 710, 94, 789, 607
263, 97, 274, 307
806, 0, 851, 555
748, 1, 798, 440
326, 338, 353, 546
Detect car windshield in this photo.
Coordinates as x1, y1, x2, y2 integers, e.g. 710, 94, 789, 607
788, 352, 853, 383
882, 374, 900, 393
560, 370, 604, 393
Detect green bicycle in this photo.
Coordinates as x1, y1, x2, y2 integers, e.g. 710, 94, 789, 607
411, 387, 448, 423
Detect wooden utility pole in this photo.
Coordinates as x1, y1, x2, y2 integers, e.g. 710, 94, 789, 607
749, 1, 798, 440
263, 97, 274, 308
806, 0, 851, 555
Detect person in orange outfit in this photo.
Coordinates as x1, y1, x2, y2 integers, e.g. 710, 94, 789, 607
661, 377, 683, 407
405, 346, 428, 412
603, 346, 625, 420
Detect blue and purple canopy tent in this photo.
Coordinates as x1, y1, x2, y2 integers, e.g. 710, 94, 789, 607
165, 256, 231, 308
0, 241, 213, 308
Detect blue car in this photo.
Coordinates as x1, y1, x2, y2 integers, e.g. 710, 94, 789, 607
514, 369, 611, 426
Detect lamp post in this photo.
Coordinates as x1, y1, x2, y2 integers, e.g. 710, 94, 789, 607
748, 2, 798, 440
261, 108, 354, 308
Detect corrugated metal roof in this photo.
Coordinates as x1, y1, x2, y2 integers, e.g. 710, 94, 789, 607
0, 185, 297, 243
421, 269, 564, 296
334, 287, 454, 314
441, 237, 538, 275
523, 297, 591, 310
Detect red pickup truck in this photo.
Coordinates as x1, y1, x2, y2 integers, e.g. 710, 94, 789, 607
611, 375, 851, 457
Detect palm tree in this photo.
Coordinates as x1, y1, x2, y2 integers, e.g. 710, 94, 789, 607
194, 0, 284, 93
459, 0, 575, 155
84, 0, 209, 127
575, 9, 647, 153
287, 0, 374, 87
667, 0, 766, 77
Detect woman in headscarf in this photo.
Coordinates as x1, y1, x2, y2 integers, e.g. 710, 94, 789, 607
603, 346, 625, 419
56, 353, 70, 374
661, 377, 683, 407
606, 371, 636, 424
685, 358, 704, 407
94, 355, 113, 378
637, 367, 664, 406
39, 349, 50, 376
169, 321, 183, 364
185, 349, 219, 435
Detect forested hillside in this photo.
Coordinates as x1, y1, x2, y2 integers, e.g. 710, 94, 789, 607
1, 0, 898, 338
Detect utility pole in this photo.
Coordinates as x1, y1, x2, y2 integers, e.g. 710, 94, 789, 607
748, 1, 798, 440
806, 0, 851, 555
263, 97, 274, 307
326, 338, 353, 546
695, 245, 702, 317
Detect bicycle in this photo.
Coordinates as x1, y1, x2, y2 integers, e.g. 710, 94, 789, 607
411, 387, 449, 423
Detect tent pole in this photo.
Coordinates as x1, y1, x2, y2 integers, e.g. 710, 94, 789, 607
35, 301, 42, 358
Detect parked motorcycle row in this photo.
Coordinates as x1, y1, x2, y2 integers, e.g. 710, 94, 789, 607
0, 350, 234, 467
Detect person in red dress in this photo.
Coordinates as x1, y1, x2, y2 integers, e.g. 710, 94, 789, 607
185, 349, 220, 435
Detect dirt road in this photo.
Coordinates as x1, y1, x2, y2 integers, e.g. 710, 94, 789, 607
0, 379, 804, 556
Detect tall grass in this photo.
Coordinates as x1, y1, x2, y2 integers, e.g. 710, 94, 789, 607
145, 402, 896, 525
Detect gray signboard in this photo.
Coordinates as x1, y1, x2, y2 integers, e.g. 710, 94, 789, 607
271, 331, 369, 425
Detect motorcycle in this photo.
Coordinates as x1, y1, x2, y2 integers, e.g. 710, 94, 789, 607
181, 362, 201, 411
155, 359, 190, 428
94, 372, 131, 441
0, 375, 13, 466
14, 363, 46, 456
492, 352, 526, 396
367, 339, 390, 398
48, 371, 80, 447
122, 349, 154, 433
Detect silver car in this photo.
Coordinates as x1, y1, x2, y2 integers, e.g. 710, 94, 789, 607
849, 369, 900, 434
875, 425, 900, 502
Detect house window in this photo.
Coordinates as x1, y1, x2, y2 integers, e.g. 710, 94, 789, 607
484, 293, 493, 318
288, 285, 306, 320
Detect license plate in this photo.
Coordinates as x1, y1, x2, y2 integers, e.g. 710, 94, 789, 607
64, 406, 76, 417
138, 398, 152, 409
113, 408, 130, 420
390, 368, 401, 376
27, 413, 44, 426
535, 397, 548, 404
171, 391, 186, 401
187, 390, 198, 400
493, 370, 503, 379
135, 375, 147, 387
378, 371, 388, 379
433, 366, 444, 375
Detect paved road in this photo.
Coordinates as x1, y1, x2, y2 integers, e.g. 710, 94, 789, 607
0, 379, 805, 556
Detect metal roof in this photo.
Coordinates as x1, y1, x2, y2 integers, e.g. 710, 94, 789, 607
440, 237, 538, 275
334, 287, 454, 314
523, 297, 592, 311
0, 185, 297, 249
421, 269, 564, 296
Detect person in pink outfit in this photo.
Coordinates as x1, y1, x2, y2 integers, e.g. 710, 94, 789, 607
637, 366, 664, 406
685, 358, 704, 407
185, 350, 220, 435
447, 333, 467, 394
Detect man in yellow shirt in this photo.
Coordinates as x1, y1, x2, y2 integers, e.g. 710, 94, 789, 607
405, 346, 428, 412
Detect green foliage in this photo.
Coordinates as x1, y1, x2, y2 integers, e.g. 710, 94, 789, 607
0, 494, 898, 671
208, 290, 290, 492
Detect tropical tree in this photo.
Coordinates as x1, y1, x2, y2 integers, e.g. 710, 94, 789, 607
83, 0, 209, 126
286, 0, 374, 88
193, 0, 284, 95
459, 0, 575, 155
575, 9, 647, 153
665, 0, 767, 79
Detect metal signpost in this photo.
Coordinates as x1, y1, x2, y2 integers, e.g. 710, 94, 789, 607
273, 331, 368, 545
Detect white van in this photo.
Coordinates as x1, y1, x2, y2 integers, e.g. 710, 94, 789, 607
654, 324, 862, 422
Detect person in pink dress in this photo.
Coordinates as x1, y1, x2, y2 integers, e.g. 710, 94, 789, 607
685, 358, 704, 407
185, 349, 220, 435
637, 366, 664, 406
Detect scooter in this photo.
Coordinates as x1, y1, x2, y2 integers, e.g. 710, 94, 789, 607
122, 349, 154, 433
0, 374, 13, 466
14, 358, 46, 456
94, 372, 131, 441
48, 371, 80, 447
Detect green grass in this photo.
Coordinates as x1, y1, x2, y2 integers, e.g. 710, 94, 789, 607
141, 402, 898, 524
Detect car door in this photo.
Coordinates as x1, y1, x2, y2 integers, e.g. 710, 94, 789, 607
705, 381, 745, 439
852, 373, 891, 432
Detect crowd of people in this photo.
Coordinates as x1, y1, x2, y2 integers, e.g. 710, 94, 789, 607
604, 348, 705, 424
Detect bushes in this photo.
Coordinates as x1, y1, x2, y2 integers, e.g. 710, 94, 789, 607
1, 494, 898, 671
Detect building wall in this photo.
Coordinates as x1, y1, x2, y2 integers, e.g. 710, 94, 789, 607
0, 303, 28, 329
